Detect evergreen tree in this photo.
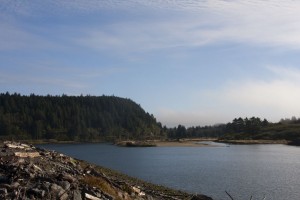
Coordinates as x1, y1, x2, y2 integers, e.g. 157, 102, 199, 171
0, 93, 165, 141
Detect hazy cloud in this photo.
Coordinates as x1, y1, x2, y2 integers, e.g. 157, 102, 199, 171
220, 66, 300, 121
156, 66, 300, 126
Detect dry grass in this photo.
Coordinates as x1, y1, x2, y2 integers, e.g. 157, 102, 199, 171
81, 175, 126, 200
76, 158, 196, 199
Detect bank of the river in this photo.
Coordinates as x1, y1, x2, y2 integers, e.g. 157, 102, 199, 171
155, 140, 217, 147
0, 141, 212, 200
116, 138, 219, 147
217, 139, 289, 145
23, 138, 291, 147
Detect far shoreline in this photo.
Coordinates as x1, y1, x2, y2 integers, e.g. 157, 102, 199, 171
216, 139, 289, 145
155, 139, 218, 147
116, 138, 219, 147
3, 138, 293, 147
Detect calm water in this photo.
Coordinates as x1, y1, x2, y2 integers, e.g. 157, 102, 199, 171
39, 143, 300, 200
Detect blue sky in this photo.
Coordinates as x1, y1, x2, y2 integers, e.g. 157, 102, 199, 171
1, 0, 300, 127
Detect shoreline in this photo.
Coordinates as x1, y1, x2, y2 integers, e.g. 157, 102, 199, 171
216, 139, 289, 145
4, 138, 291, 146
155, 139, 217, 147
115, 138, 293, 147
116, 138, 219, 147
0, 141, 213, 200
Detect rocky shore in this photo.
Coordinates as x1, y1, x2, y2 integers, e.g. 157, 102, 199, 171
0, 141, 212, 200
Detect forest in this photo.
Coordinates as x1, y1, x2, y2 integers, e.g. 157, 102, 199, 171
158, 116, 300, 142
1, 92, 300, 143
0, 93, 164, 141
220, 116, 300, 142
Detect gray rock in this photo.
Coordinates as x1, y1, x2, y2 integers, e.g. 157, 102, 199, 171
51, 183, 63, 191
42, 181, 51, 189
11, 182, 20, 188
28, 188, 45, 198
0, 184, 11, 189
59, 193, 69, 200
0, 188, 7, 195
191, 194, 213, 200
85, 193, 102, 200
50, 183, 67, 198
59, 173, 76, 182
59, 181, 71, 190
17, 158, 25, 164
146, 196, 154, 200
72, 190, 82, 200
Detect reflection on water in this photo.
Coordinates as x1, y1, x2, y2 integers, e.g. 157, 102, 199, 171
39, 143, 300, 200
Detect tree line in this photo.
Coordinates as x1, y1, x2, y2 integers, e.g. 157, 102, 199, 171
1, 92, 300, 142
166, 124, 226, 139
225, 117, 269, 134
0, 93, 164, 141
221, 116, 300, 141
165, 117, 270, 139
167, 116, 300, 142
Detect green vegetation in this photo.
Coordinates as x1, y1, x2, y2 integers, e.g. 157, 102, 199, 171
221, 117, 269, 140
1, 92, 300, 144
220, 117, 300, 143
0, 92, 164, 141
166, 124, 225, 139
166, 117, 300, 144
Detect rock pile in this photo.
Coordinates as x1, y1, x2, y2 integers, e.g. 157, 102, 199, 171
0, 141, 212, 200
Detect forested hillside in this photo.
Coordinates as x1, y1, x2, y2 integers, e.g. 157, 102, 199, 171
166, 117, 300, 143
1, 92, 300, 143
220, 117, 300, 142
0, 93, 164, 141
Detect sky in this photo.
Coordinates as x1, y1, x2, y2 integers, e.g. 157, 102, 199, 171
1, 0, 300, 127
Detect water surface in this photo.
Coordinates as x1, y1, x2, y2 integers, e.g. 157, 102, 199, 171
39, 143, 300, 200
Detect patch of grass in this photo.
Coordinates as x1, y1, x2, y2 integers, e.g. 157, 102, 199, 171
81, 175, 125, 200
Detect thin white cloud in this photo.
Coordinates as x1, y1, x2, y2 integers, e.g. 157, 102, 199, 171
266, 65, 300, 81
76, 19, 227, 54
2, 1, 300, 52
73, 0, 300, 53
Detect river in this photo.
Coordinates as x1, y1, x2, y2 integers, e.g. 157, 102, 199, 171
39, 142, 300, 200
